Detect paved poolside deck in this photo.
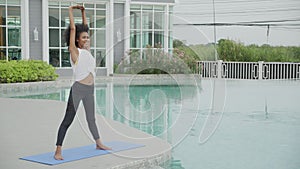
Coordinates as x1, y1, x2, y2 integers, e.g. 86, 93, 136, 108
0, 97, 171, 169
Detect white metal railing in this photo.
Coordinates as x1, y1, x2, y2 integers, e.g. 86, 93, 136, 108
198, 60, 300, 80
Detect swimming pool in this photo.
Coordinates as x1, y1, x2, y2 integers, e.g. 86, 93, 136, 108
5, 78, 300, 169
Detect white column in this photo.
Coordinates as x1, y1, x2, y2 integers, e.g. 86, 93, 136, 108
42, 0, 49, 63
124, 0, 130, 61
107, 0, 114, 76
21, 0, 29, 60
164, 5, 169, 53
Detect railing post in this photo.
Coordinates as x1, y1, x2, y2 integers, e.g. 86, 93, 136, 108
217, 60, 223, 79
258, 61, 264, 80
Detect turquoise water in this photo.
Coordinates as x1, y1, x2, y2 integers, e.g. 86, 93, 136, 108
7, 79, 300, 169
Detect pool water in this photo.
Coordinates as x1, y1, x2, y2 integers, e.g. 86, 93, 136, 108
8, 79, 300, 169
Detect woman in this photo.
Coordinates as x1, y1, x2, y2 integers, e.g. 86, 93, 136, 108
54, 5, 111, 160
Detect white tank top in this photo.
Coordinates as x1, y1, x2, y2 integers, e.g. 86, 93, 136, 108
70, 48, 96, 81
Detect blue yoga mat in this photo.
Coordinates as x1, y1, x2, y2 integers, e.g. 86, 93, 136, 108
20, 141, 144, 165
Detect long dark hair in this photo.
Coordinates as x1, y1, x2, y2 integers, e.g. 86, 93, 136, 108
64, 23, 89, 47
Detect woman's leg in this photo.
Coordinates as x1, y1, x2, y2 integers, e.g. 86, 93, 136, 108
55, 88, 81, 160
82, 91, 111, 150
82, 92, 99, 141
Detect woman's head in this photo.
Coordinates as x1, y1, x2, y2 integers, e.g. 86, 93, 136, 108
64, 23, 89, 48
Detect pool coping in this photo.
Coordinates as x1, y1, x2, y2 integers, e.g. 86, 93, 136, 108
0, 74, 202, 97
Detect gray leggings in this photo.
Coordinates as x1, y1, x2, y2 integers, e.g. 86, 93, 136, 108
56, 81, 100, 146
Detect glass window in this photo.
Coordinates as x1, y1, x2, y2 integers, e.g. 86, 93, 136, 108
169, 6, 173, 12
96, 30, 105, 48
60, 1, 72, 7
84, 3, 94, 9
96, 4, 105, 9
154, 5, 165, 11
7, 0, 20, 5
130, 4, 141, 10
89, 29, 95, 48
0, 1, 21, 60
49, 8, 59, 27
130, 4, 172, 56
130, 30, 141, 48
49, 1, 59, 7
49, 29, 59, 47
61, 28, 67, 47
142, 11, 153, 29
8, 47, 21, 60
142, 5, 152, 11
128, 4, 174, 63
169, 9, 173, 30
154, 31, 164, 48
60, 8, 68, 27
154, 12, 164, 30
0, 27, 6, 46
169, 31, 173, 48
8, 27, 20, 46
95, 49, 106, 67
49, 49, 59, 67
0, 5, 5, 26
7, 6, 20, 26
96, 10, 106, 28
142, 31, 152, 48
48, 1, 106, 67
85, 9, 94, 26
0, 48, 6, 60
61, 48, 70, 67
130, 11, 141, 29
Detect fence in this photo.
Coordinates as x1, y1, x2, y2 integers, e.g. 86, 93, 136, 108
198, 60, 300, 80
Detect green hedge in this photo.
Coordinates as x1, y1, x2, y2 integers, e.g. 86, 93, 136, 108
217, 39, 300, 62
0, 60, 58, 83
174, 39, 300, 63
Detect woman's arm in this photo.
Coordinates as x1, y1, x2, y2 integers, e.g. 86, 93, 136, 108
79, 5, 90, 51
68, 5, 81, 64
80, 5, 88, 26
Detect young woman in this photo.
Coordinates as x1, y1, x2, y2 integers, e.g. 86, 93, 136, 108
54, 5, 111, 160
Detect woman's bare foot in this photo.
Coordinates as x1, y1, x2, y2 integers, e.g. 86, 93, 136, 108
54, 146, 64, 160
96, 139, 112, 150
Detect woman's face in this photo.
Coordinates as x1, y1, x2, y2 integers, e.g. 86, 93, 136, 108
77, 32, 90, 50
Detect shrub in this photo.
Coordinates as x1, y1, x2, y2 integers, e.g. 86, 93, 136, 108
0, 60, 58, 83
116, 47, 192, 74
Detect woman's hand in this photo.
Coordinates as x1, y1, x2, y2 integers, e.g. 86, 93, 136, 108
69, 5, 84, 10
79, 5, 85, 12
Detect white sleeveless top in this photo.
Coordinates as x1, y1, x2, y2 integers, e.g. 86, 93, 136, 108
70, 48, 96, 81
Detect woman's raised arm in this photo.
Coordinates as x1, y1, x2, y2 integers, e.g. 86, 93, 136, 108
68, 5, 81, 64
80, 5, 88, 26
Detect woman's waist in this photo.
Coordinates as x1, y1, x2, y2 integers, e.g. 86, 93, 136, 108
78, 73, 94, 85
72, 80, 94, 92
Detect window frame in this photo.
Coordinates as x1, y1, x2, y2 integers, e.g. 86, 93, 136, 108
129, 3, 173, 59
0, 0, 23, 61
47, 1, 108, 68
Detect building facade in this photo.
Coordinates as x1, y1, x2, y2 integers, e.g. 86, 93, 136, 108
0, 0, 174, 76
